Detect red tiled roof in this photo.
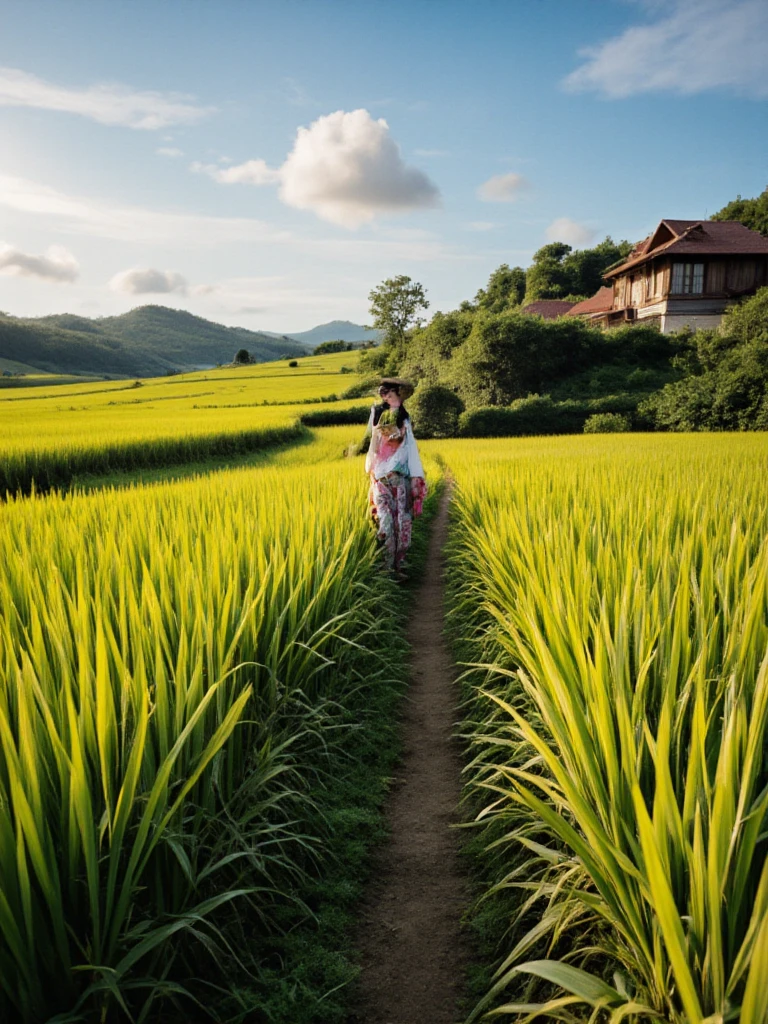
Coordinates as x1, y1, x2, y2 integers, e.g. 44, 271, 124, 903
605, 220, 768, 278
567, 286, 613, 316
521, 299, 575, 319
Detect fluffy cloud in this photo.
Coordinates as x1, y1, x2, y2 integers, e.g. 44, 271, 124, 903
477, 173, 530, 203
109, 268, 188, 295
564, 0, 768, 98
197, 109, 440, 228
191, 158, 280, 185
0, 242, 79, 281
546, 218, 595, 246
0, 66, 213, 129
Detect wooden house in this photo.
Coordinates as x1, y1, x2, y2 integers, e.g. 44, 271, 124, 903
568, 220, 768, 333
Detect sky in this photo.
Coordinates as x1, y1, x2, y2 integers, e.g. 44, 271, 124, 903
0, 0, 766, 332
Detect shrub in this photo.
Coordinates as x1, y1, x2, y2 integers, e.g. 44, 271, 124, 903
299, 406, 370, 427
583, 412, 632, 433
288, 360, 298, 367
408, 383, 464, 438
341, 375, 379, 399
233, 348, 251, 364
458, 395, 586, 437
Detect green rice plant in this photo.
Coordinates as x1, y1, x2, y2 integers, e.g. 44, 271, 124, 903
436, 433, 768, 1022
0, 442, 410, 1022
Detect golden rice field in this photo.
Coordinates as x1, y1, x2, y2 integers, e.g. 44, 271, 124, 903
437, 433, 768, 1022
1, 422, 437, 1022
4, 358, 768, 1024
0, 351, 368, 493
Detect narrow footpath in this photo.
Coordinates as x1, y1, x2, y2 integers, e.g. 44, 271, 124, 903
349, 488, 470, 1024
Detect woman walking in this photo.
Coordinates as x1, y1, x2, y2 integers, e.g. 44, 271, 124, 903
364, 378, 427, 575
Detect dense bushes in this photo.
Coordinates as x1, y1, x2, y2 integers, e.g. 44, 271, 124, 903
583, 411, 632, 433
299, 406, 370, 426
640, 289, 768, 431
459, 396, 585, 437
409, 383, 464, 438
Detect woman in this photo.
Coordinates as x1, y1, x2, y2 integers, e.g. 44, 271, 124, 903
364, 378, 427, 574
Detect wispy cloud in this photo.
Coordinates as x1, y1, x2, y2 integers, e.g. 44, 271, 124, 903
196, 108, 441, 229
156, 146, 184, 158
191, 158, 280, 185
0, 175, 290, 245
546, 218, 595, 246
0, 242, 79, 282
477, 173, 530, 203
414, 148, 450, 158
465, 221, 496, 232
109, 268, 188, 295
0, 66, 214, 129
564, 0, 768, 98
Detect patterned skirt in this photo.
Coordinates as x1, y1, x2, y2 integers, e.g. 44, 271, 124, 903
369, 471, 413, 571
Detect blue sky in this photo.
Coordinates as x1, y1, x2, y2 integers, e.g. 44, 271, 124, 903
1, 0, 766, 331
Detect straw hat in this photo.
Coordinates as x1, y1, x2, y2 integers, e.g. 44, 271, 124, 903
378, 377, 415, 400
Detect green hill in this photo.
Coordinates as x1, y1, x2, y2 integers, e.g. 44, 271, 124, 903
0, 305, 308, 379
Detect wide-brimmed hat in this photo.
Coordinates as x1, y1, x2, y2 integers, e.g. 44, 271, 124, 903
378, 377, 415, 400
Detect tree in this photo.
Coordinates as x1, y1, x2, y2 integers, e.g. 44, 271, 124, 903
314, 339, 353, 355
474, 264, 527, 313
523, 237, 632, 304
711, 186, 768, 236
233, 348, 251, 364
368, 275, 429, 370
523, 242, 573, 304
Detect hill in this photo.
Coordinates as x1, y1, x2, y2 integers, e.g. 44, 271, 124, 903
283, 320, 382, 346
0, 305, 308, 379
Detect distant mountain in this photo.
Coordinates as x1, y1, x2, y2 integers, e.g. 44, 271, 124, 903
0, 305, 308, 378
281, 320, 382, 346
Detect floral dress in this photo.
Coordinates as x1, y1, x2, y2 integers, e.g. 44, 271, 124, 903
364, 405, 427, 571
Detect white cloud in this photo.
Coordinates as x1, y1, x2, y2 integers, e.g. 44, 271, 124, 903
0, 242, 79, 282
109, 268, 188, 295
197, 109, 440, 228
477, 173, 530, 203
546, 218, 595, 246
564, 0, 768, 98
0, 66, 214, 129
0, 175, 290, 245
280, 109, 440, 227
191, 158, 280, 185
157, 147, 184, 158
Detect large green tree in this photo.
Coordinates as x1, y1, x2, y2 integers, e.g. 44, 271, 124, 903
473, 264, 527, 313
367, 275, 429, 370
711, 186, 768, 236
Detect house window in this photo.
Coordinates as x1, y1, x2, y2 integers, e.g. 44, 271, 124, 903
671, 262, 705, 294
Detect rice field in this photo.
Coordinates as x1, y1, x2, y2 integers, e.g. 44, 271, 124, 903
437, 433, 768, 1022
5, 351, 768, 1024
0, 351, 369, 494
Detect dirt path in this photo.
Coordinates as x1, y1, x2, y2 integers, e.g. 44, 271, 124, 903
349, 488, 469, 1024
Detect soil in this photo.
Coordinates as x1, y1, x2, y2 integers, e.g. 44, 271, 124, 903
348, 488, 470, 1024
